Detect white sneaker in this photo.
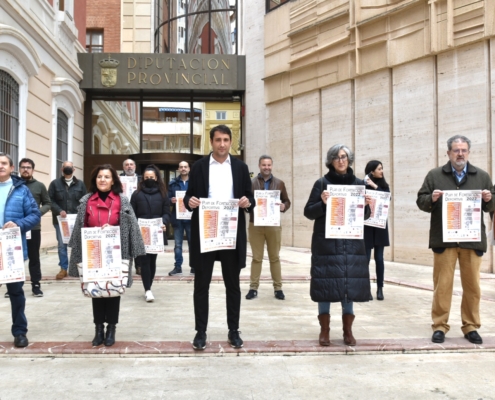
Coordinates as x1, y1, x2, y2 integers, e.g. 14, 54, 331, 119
145, 290, 154, 302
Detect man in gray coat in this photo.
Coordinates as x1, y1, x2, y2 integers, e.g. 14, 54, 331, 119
19, 158, 51, 297
417, 135, 495, 345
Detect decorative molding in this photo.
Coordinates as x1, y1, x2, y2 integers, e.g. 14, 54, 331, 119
0, 24, 42, 76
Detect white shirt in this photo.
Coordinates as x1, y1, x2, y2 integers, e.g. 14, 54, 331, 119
208, 154, 234, 199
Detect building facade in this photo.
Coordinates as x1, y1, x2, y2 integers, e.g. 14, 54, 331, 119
242, 0, 495, 272
0, 0, 86, 247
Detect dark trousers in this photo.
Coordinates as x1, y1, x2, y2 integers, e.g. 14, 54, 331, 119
194, 249, 241, 332
27, 229, 42, 286
366, 245, 385, 287
137, 253, 158, 291
6, 282, 27, 336
92, 297, 120, 324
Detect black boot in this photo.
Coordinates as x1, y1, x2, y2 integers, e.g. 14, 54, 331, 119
92, 324, 105, 346
104, 324, 116, 346
377, 287, 384, 301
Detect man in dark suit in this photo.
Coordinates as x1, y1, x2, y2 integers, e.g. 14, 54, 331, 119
185, 125, 254, 350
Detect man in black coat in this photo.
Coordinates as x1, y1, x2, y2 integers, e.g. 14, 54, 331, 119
184, 125, 254, 350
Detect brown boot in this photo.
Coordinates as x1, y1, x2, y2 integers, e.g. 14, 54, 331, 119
317, 314, 330, 346
56, 269, 67, 280
342, 314, 356, 346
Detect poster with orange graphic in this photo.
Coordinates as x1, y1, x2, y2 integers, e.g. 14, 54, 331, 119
138, 218, 164, 253
325, 185, 366, 239
254, 190, 281, 226
442, 190, 482, 242
176, 191, 192, 220
0, 227, 25, 284
199, 198, 239, 253
81, 227, 122, 282
364, 190, 391, 229
57, 214, 77, 244
121, 176, 138, 199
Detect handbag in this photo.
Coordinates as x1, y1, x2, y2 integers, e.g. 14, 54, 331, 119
77, 260, 129, 298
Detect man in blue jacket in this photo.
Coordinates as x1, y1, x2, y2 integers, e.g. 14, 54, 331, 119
168, 161, 192, 276
0, 153, 41, 347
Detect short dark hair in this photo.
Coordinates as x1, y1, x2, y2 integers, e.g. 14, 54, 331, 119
19, 158, 35, 169
209, 124, 232, 140
89, 164, 123, 194
178, 161, 190, 168
258, 155, 273, 164
0, 153, 14, 167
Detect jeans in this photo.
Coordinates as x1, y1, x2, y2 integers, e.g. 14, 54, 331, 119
173, 221, 191, 269
27, 229, 42, 286
318, 301, 354, 315
54, 224, 68, 270
6, 282, 27, 336
365, 245, 385, 287
137, 253, 158, 291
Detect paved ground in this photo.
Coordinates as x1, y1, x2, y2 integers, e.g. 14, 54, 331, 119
1, 244, 495, 398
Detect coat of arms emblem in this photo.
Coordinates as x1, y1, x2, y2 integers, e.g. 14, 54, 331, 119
99, 55, 120, 88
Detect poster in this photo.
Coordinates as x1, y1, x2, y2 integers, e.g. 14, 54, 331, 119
442, 190, 482, 242
0, 227, 25, 284
364, 190, 391, 229
325, 185, 366, 239
254, 190, 281, 226
176, 190, 192, 220
81, 226, 122, 282
138, 218, 164, 254
199, 198, 239, 253
120, 176, 138, 199
57, 214, 77, 244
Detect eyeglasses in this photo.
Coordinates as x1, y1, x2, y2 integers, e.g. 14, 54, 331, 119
332, 155, 348, 162
451, 149, 469, 154
20, 166, 32, 170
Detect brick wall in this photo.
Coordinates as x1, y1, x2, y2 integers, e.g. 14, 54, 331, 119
86, 0, 121, 53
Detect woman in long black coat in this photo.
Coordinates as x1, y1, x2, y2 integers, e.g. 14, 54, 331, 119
130, 164, 171, 302
304, 144, 372, 347
364, 160, 390, 301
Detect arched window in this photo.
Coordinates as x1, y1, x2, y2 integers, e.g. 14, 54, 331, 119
56, 110, 69, 174
154, 0, 237, 54
93, 135, 101, 154
0, 70, 19, 167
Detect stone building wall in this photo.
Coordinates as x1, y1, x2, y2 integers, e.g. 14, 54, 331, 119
257, 0, 495, 271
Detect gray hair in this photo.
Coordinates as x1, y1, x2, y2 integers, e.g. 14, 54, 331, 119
123, 159, 136, 166
447, 135, 471, 151
325, 144, 354, 169
0, 152, 14, 166
258, 155, 273, 164
62, 160, 73, 168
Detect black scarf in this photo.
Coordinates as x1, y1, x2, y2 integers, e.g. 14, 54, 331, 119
368, 176, 389, 190
325, 166, 357, 185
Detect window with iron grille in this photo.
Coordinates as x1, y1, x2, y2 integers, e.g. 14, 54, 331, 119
57, 110, 69, 174
0, 70, 19, 169
86, 30, 103, 53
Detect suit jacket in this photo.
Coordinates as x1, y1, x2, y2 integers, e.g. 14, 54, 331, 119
184, 154, 255, 269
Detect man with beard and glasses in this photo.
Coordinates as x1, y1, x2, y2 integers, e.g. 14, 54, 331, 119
48, 161, 87, 280
19, 158, 51, 297
417, 135, 495, 345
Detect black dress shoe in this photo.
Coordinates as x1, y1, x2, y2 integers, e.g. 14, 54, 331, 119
464, 330, 483, 344
14, 334, 29, 348
228, 330, 243, 348
192, 331, 207, 350
245, 289, 257, 300
377, 287, 384, 301
104, 324, 116, 346
274, 290, 285, 300
432, 330, 445, 343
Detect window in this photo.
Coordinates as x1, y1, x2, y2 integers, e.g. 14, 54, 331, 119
93, 135, 100, 154
216, 111, 227, 120
56, 110, 69, 174
0, 70, 19, 168
59, 0, 74, 19
266, 0, 290, 13
86, 30, 103, 53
